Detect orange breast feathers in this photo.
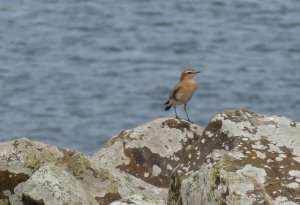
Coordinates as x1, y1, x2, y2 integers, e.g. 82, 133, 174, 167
173, 79, 197, 104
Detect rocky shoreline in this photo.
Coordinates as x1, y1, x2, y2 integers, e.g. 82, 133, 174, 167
0, 109, 299, 205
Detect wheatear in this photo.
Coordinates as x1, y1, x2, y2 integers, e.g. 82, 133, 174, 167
164, 68, 200, 122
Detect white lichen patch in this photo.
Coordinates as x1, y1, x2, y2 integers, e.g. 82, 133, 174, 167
276, 157, 283, 161
167, 164, 173, 171
289, 170, 300, 177
94, 140, 130, 169
274, 196, 298, 205
221, 118, 253, 139
118, 118, 204, 159
293, 156, 300, 163
252, 143, 267, 150
221, 112, 300, 158
171, 156, 180, 161
175, 110, 300, 205
287, 182, 299, 189
279, 154, 287, 158
254, 150, 266, 159
110, 194, 166, 205
228, 152, 244, 160
152, 165, 161, 177
205, 131, 214, 138
230, 182, 254, 196
236, 164, 267, 184
144, 172, 149, 178
182, 167, 189, 172
22, 165, 98, 205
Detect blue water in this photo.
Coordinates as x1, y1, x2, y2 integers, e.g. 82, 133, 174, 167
0, 0, 299, 154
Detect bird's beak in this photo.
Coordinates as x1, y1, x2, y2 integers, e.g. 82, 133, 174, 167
193, 71, 201, 74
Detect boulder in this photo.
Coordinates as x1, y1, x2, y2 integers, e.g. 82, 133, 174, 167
92, 118, 204, 204
22, 164, 98, 205
0, 118, 204, 205
110, 194, 166, 205
93, 118, 204, 188
0, 138, 123, 204
1, 110, 299, 205
168, 109, 300, 205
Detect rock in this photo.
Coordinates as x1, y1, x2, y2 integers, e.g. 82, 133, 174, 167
168, 109, 300, 205
0, 118, 204, 205
92, 118, 203, 204
0, 138, 124, 204
110, 194, 166, 205
93, 118, 204, 188
2, 110, 299, 205
22, 164, 98, 205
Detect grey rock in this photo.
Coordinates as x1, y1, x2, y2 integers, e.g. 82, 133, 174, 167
0, 118, 204, 205
110, 194, 166, 205
168, 109, 300, 205
0, 138, 122, 204
22, 164, 98, 205
93, 118, 203, 204
2, 110, 299, 205
93, 118, 204, 188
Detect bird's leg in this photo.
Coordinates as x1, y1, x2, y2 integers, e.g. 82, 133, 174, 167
174, 106, 180, 119
184, 104, 192, 122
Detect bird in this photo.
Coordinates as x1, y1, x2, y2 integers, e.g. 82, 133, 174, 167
164, 68, 200, 122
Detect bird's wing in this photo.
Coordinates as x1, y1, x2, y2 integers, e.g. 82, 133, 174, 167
170, 83, 181, 101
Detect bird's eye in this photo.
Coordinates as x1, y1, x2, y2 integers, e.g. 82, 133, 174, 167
187, 71, 192, 74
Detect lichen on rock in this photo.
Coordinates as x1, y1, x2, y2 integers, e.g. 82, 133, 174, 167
93, 118, 204, 188
168, 109, 300, 205
1, 109, 299, 205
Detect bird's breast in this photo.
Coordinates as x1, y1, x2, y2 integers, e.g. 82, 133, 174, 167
176, 80, 197, 103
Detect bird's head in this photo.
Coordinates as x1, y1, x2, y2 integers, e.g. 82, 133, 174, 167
180, 68, 201, 80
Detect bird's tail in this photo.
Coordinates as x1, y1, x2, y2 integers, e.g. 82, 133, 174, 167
164, 100, 172, 111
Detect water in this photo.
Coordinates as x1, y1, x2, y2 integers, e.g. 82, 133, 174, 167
0, 0, 299, 155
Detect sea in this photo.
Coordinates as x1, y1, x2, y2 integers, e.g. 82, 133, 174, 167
0, 0, 299, 155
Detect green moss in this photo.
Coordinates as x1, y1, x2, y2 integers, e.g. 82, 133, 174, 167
223, 172, 245, 184
24, 146, 38, 168
211, 158, 245, 190
76, 156, 92, 176
0, 199, 9, 205
211, 159, 229, 188
106, 175, 119, 194
40, 149, 59, 163
24, 146, 63, 171
59, 150, 92, 177
2, 190, 11, 197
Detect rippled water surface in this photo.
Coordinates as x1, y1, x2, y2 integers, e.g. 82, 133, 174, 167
1, 1, 300, 154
